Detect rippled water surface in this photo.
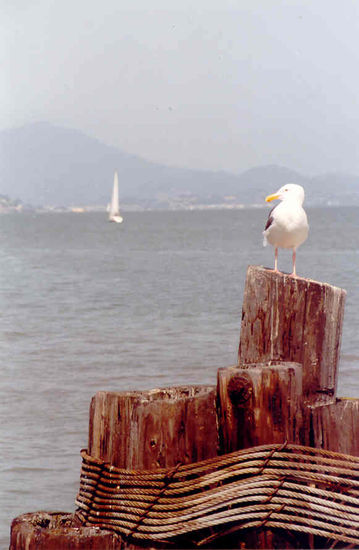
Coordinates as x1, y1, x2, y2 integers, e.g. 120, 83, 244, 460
1, 208, 358, 546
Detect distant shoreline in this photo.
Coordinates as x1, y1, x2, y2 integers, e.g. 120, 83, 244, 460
1, 202, 357, 214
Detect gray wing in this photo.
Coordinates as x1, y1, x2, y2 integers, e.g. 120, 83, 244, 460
264, 205, 277, 231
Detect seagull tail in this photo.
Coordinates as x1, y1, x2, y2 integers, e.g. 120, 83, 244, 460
262, 231, 268, 247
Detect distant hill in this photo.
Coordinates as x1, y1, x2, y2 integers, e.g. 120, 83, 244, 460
0, 122, 358, 207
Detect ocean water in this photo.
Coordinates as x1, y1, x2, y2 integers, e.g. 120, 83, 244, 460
1, 207, 358, 547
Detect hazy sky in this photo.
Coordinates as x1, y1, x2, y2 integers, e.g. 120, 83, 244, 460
2, 0, 359, 174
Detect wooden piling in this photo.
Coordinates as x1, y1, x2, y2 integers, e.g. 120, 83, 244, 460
10, 512, 120, 550
239, 265, 346, 402
88, 385, 219, 468
216, 363, 312, 549
217, 362, 304, 454
310, 398, 359, 455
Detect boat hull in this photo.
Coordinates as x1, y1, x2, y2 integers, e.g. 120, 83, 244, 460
109, 215, 123, 224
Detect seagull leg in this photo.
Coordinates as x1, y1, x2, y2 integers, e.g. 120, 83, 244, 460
274, 247, 279, 272
291, 249, 297, 277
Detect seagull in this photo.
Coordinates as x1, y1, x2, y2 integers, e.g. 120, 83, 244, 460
263, 183, 309, 277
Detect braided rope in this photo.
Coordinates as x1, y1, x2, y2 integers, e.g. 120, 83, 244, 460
75, 443, 359, 545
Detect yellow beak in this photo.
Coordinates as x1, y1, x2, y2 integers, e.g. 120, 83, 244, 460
265, 193, 280, 203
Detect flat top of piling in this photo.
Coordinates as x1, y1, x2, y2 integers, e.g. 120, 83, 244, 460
252, 265, 346, 294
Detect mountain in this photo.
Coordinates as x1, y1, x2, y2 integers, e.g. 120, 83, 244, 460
0, 122, 358, 207
0, 122, 242, 206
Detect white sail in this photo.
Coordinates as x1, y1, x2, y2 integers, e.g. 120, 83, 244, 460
108, 172, 123, 223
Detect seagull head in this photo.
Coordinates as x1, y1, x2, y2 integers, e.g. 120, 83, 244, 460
265, 183, 305, 205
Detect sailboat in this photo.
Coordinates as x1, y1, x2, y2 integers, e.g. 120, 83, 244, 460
108, 172, 123, 223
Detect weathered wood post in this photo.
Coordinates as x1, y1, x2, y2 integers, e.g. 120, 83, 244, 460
10, 512, 120, 550
84, 386, 219, 548
238, 265, 346, 403
217, 362, 308, 550
217, 362, 304, 453
88, 386, 219, 469
310, 398, 359, 454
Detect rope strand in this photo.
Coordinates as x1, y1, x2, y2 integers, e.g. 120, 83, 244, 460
75, 443, 359, 545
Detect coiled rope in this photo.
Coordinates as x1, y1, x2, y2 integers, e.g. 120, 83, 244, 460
75, 442, 359, 546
